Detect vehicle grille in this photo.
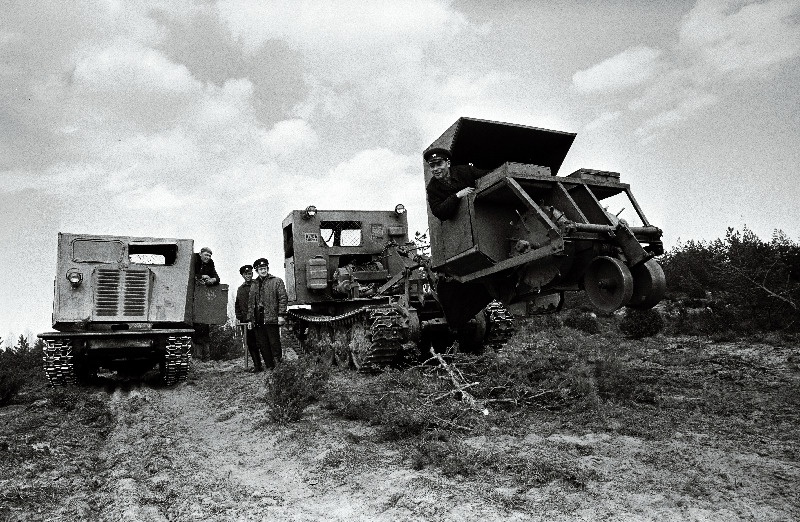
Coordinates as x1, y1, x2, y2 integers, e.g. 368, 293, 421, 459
94, 268, 151, 320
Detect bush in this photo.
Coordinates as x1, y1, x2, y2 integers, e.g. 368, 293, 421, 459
266, 358, 330, 423
326, 368, 476, 440
661, 228, 800, 334
209, 322, 244, 361
563, 310, 600, 334
0, 369, 23, 406
619, 308, 664, 339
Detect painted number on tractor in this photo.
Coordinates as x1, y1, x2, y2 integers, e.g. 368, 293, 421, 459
304, 233, 319, 242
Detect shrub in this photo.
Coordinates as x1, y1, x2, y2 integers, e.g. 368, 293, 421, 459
563, 310, 600, 334
411, 431, 600, 487
0, 369, 23, 406
619, 308, 664, 339
209, 322, 244, 361
661, 228, 800, 334
326, 368, 477, 440
592, 351, 655, 404
266, 358, 330, 423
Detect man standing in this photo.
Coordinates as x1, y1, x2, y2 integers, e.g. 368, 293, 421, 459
235, 264, 262, 372
193, 246, 220, 360
247, 258, 288, 369
424, 147, 489, 221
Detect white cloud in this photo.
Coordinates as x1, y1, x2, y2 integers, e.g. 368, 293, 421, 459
573, 0, 800, 141
585, 111, 621, 131
115, 184, 185, 210
261, 119, 319, 158
572, 46, 663, 93
679, 0, 800, 75
634, 91, 718, 137
219, 0, 465, 56
74, 42, 198, 95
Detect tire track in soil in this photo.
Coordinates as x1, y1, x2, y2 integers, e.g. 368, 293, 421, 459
91, 362, 513, 522
95, 371, 313, 521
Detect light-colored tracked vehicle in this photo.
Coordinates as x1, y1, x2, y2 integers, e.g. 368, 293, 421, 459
285, 118, 665, 370
37, 233, 228, 385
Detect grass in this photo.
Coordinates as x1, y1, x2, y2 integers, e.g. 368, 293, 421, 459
303, 315, 800, 511
266, 357, 331, 424
0, 387, 115, 520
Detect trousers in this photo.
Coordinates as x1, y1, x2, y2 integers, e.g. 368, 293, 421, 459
242, 327, 261, 369
253, 324, 282, 368
192, 323, 211, 360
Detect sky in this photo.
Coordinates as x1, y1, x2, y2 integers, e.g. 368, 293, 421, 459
1, 0, 799, 343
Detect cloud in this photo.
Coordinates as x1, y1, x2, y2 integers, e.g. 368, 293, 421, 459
74, 42, 198, 96
679, 0, 800, 75
115, 184, 186, 210
572, 46, 663, 93
584, 111, 621, 131
573, 0, 800, 141
261, 119, 319, 158
219, 0, 465, 57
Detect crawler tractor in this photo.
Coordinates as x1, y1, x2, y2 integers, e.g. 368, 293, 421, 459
37, 233, 228, 385
285, 117, 665, 370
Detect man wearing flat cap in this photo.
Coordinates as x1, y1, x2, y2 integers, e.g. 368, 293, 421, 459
424, 148, 490, 221
247, 258, 288, 369
235, 264, 262, 372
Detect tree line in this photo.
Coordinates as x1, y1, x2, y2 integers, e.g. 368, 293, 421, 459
660, 227, 800, 336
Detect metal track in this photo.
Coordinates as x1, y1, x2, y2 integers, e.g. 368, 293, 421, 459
356, 305, 408, 372
484, 301, 515, 351
287, 307, 369, 328
162, 336, 192, 386
43, 339, 76, 386
288, 305, 411, 372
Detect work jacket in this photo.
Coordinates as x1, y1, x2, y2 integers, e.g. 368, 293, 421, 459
247, 274, 288, 325
193, 253, 220, 284
425, 164, 489, 220
235, 280, 252, 322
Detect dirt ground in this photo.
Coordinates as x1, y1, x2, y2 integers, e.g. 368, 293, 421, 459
1, 336, 799, 522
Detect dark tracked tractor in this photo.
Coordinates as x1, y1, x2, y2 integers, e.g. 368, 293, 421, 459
37, 233, 228, 386
282, 208, 512, 372
423, 117, 666, 321
284, 118, 665, 371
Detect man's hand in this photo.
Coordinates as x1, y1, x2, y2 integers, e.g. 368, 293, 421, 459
277, 316, 286, 326
456, 187, 475, 198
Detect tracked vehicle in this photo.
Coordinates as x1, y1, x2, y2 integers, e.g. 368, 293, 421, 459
37, 233, 228, 386
285, 118, 665, 370
283, 207, 512, 370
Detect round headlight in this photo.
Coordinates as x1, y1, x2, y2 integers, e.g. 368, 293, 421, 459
394, 204, 406, 215
66, 269, 83, 287
304, 205, 317, 219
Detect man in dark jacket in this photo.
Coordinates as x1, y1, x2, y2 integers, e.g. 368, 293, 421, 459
424, 148, 489, 221
247, 257, 288, 369
235, 264, 262, 372
192, 246, 220, 360
194, 247, 220, 286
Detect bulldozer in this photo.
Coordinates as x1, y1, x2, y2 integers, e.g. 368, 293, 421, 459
284, 117, 665, 370
37, 233, 228, 385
